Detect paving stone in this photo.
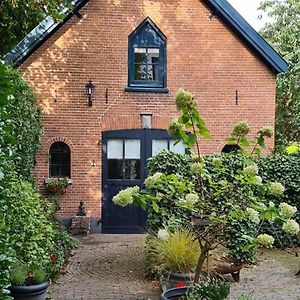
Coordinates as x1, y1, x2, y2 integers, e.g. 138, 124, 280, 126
48, 234, 160, 300
48, 235, 300, 300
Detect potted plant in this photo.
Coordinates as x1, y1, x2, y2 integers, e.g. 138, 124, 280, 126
9, 263, 49, 300
148, 229, 199, 290
160, 279, 230, 300
44, 178, 70, 195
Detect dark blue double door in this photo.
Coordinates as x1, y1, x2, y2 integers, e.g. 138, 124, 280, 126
101, 129, 185, 233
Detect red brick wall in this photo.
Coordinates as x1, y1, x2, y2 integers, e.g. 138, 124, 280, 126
21, 0, 277, 220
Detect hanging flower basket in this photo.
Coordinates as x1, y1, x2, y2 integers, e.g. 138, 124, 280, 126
44, 178, 71, 195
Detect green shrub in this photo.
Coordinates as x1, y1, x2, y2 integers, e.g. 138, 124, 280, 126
146, 150, 299, 261
148, 150, 192, 178
0, 62, 42, 180
0, 169, 55, 268
257, 153, 300, 245
0, 63, 75, 298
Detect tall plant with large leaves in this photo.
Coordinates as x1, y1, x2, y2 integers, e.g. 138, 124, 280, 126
259, 0, 300, 149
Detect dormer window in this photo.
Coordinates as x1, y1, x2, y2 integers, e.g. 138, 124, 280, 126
126, 18, 168, 93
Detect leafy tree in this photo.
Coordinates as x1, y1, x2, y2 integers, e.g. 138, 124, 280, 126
0, 0, 69, 56
259, 0, 300, 149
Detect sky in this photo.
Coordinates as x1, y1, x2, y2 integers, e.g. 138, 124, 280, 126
227, 0, 270, 31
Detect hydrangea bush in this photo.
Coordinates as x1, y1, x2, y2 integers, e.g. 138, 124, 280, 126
113, 89, 300, 283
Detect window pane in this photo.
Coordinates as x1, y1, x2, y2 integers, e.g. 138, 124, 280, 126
152, 139, 168, 156
50, 165, 60, 177
107, 139, 123, 159
108, 160, 123, 179
148, 48, 159, 64
125, 139, 140, 159
134, 48, 147, 64
125, 160, 141, 180
147, 64, 159, 81
170, 140, 186, 154
135, 64, 147, 80
49, 142, 70, 178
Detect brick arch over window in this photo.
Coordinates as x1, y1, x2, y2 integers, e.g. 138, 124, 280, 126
45, 137, 75, 152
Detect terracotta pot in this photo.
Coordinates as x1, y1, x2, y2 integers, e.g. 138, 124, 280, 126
47, 185, 59, 194
9, 281, 49, 300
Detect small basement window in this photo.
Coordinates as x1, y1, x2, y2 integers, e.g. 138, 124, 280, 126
126, 18, 168, 93
49, 142, 71, 178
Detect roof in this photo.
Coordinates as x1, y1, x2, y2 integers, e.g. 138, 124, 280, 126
4, 0, 288, 73
3, 0, 89, 66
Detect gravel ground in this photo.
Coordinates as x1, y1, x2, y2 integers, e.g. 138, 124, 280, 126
229, 249, 300, 300
48, 234, 300, 300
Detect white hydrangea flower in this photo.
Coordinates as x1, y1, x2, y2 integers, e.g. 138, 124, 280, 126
156, 192, 164, 201
242, 164, 259, 177
246, 208, 260, 224
254, 176, 263, 185
279, 202, 297, 219
269, 182, 285, 196
144, 172, 163, 188
282, 220, 300, 235
257, 234, 275, 248
112, 186, 139, 207
185, 193, 199, 204
212, 157, 222, 167
157, 229, 169, 240
191, 162, 205, 174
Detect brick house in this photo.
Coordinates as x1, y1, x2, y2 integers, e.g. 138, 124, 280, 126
5, 0, 287, 233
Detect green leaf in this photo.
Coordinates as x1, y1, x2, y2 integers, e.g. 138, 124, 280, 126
239, 138, 250, 147
257, 135, 265, 147
198, 128, 211, 139
187, 133, 196, 146
152, 202, 159, 213
225, 136, 237, 144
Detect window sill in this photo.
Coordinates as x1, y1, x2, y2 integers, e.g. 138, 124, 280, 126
44, 177, 72, 185
125, 87, 169, 93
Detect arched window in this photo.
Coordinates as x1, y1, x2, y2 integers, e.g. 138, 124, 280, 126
49, 142, 71, 178
126, 17, 168, 93
221, 144, 241, 153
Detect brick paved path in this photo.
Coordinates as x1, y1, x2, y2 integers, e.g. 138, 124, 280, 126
48, 234, 160, 300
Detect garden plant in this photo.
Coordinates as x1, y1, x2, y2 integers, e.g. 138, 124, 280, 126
113, 89, 300, 298
0, 62, 76, 299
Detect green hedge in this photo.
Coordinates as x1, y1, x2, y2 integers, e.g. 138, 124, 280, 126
0, 63, 75, 299
147, 150, 300, 259
0, 63, 42, 179
147, 151, 300, 217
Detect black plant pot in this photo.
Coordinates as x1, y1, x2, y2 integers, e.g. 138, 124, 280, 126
9, 281, 49, 300
162, 271, 194, 291
160, 287, 187, 300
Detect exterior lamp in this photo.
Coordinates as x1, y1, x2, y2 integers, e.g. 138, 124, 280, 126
85, 79, 95, 107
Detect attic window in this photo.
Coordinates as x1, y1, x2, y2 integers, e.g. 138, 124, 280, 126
126, 18, 168, 93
